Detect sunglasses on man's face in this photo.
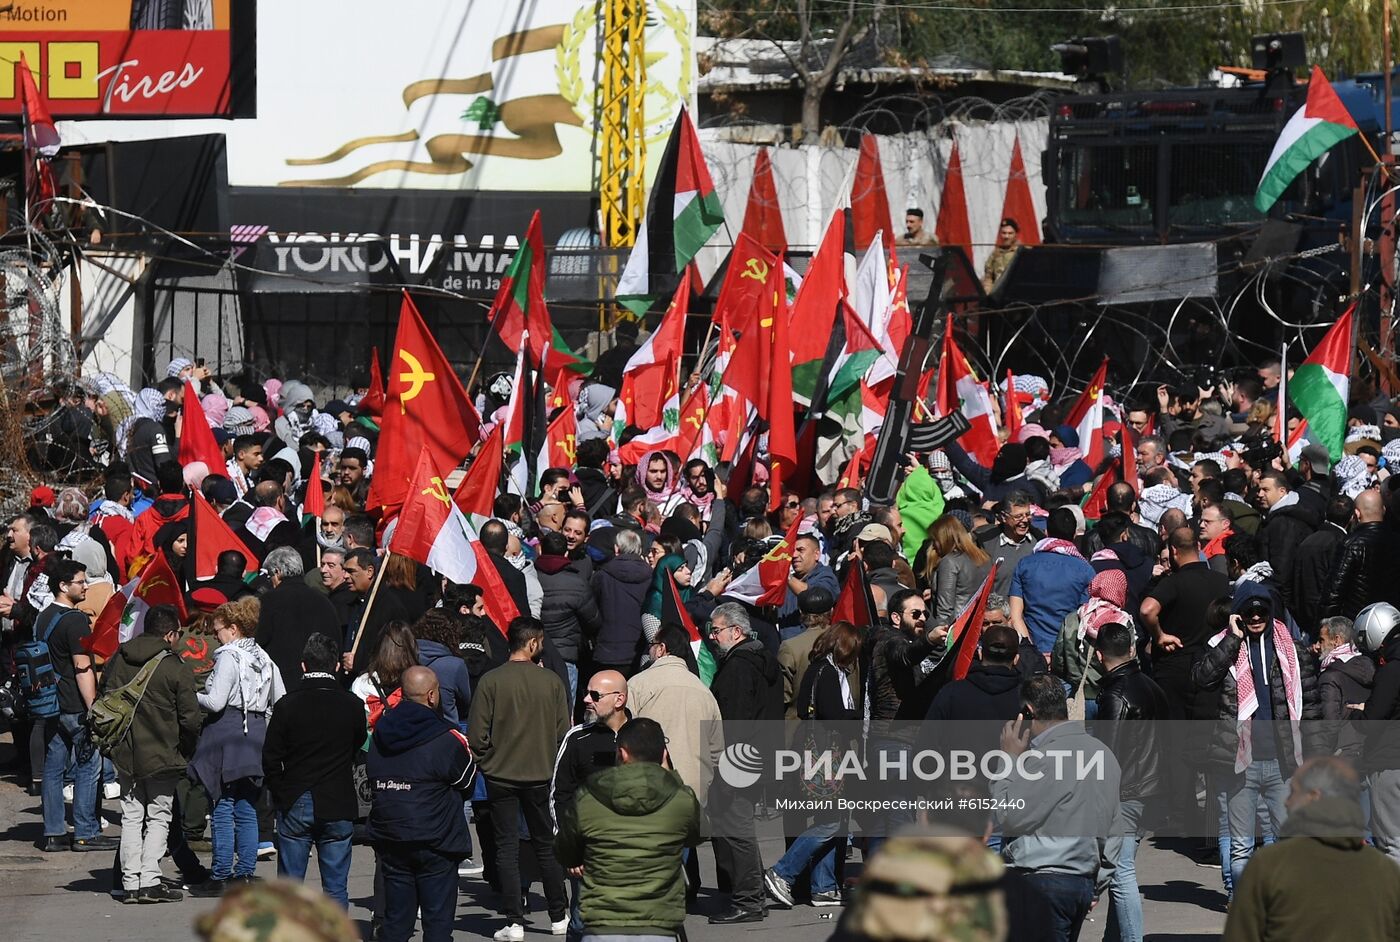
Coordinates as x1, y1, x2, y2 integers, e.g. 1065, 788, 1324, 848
586, 689, 617, 702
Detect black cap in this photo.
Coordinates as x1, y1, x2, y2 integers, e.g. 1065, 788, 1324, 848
798, 586, 835, 615
324, 399, 352, 418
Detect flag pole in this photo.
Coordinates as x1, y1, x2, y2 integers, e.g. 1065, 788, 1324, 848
347, 557, 388, 666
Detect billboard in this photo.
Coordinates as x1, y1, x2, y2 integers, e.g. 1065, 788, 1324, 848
60, 0, 695, 192
0, 0, 250, 117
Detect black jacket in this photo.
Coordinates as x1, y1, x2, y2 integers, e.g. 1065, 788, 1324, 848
575, 467, 616, 519
1256, 498, 1320, 612
537, 554, 603, 663
865, 625, 937, 724
926, 662, 1023, 723
1094, 661, 1169, 800
591, 553, 652, 666
263, 674, 368, 821
255, 579, 342, 692
366, 700, 476, 856
1319, 654, 1375, 760
489, 551, 533, 620
710, 638, 784, 724
1363, 634, 1400, 772
549, 720, 621, 826
1292, 523, 1345, 635
1083, 522, 1161, 567
1191, 629, 1323, 778
347, 586, 411, 677
1322, 522, 1400, 621
795, 658, 860, 723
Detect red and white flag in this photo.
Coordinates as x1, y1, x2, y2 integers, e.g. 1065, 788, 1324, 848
936, 330, 999, 465
392, 448, 479, 587
1066, 359, 1109, 469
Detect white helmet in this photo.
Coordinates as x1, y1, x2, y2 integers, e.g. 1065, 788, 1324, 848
1355, 602, 1400, 655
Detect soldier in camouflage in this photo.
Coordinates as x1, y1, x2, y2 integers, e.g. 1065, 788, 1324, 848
982, 219, 1022, 294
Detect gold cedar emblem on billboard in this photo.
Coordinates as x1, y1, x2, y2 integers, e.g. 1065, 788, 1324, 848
281, 2, 691, 188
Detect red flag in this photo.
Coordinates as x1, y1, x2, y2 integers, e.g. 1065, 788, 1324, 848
758, 516, 802, 606
83, 587, 130, 662
18, 53, 59, 153
851, 133, 895, 255
471, 542, 519, 637
304, 452, 326, 518
367, 292, 482, 512
134, 552, 188, 622
1066, 359, 1109, 469
177, 381, 224, 474
191, 491, 257, 580
454, 424, 504, 523
1121, 424, 1138, 495
999, 137, 1041, 246
935, 141, 973, 251
392, 448, 480, 586
360, 346, 386, 419
542, 395, 578, 470
741, 147, 787, 254
487, 210, 552, 368
765, 258, 796, 513
711, 233, 779, 334
1081, 464, 1117, 520
1004, 369, 1022, 440
788, 214, 846, 402
662, 569, 701, 643
832, 560, 876, 628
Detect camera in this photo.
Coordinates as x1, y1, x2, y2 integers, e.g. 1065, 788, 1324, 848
1239, 440, 1281, 469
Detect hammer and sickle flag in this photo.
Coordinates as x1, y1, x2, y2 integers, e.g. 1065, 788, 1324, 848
368, 291, 482, 513
392, 447, 480, 587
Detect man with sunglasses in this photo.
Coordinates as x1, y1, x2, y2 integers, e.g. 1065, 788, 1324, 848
550, 670, 630, 935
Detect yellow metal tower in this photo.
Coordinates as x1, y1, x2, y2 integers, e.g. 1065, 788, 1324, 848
598, 0, 647, 249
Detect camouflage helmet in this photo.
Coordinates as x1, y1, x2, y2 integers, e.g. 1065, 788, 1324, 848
846, 832, 1007, 942
194, 880, 358, 942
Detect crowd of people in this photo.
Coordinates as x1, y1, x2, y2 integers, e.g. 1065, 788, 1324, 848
4, 353, 1400, 942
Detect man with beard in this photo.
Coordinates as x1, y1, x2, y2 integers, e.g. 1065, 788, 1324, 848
336, 447, 370, 508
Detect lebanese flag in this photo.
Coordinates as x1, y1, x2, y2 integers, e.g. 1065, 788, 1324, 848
360, 346, 386, 420
392, 447, 480, 587
83, 552, 188, 661
191, 490, 257, 580
18, 53, 59, 155
859, 380, 887, 439
886, 265, 913, 365
177, 382, 225, 474
740, 147, 787, 254
454, 424, 504, 530
999, 136, 1041, 245
789, 214, 846, 405
616, 106, 725, 316
851, 132, 895, 255
723, 517, 801, 606
935, 140, 973, 252
488, 210, 552, 368
1066, 358, 1109, 469
1255, 67, 1359, 212
662, 569, 717, 686
937, 330, 999, 465
368, 292, 482, 512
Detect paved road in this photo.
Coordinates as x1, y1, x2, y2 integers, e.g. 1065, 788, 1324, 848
0, 742, 1225, 940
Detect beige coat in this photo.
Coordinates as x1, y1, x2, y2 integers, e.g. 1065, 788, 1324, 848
627, 655, 724, 809
778, 626, 825, 720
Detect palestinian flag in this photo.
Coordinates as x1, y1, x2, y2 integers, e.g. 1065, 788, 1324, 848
1255, 67, 1359, 212
927, 564, 997, 688
832, 559, 877, 628
545, 324, 592, 402
662, 569, 716, 686
1289, 303, 1353, 463
616, 107, 725, 316
488, 210, 552, 367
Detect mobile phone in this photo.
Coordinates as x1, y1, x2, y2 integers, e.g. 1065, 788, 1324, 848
1016, 711, 1033, 738
195, 357, 205, 368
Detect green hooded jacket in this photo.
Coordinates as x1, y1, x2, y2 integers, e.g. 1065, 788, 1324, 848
896, 465, 946, 563
554, 761, 701, 933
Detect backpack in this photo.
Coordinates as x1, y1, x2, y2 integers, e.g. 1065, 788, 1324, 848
14, 606, 68, 719
364, 676, 402, 731
87, 651, 171, 754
